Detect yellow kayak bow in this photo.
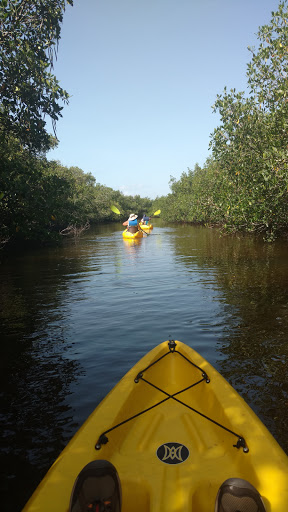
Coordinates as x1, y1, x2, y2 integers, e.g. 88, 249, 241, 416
23, 340, 288, 512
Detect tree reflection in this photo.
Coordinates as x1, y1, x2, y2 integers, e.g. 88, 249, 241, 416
0, 253, 85, 512
171, 225, 288, 453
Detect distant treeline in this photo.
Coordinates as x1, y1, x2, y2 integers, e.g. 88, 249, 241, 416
0, 137, 153, 249
156, 2, 288, 241
1, 1, 288, 248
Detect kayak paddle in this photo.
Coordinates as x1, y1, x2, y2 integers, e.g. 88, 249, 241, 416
110, 205, 121, 215
110, 206, 160, 217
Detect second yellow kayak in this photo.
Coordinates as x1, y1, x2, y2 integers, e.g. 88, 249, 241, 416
139, 223, 153, 231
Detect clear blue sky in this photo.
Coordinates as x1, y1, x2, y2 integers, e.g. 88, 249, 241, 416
47, 0, 280, 199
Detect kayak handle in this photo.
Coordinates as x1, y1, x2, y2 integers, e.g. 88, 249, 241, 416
168, 340, 177, 352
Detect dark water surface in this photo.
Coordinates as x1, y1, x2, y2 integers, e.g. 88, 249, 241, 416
1, 222, 288, 511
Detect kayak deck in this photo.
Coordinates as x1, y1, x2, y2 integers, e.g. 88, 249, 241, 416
139, 223, 153, 230
23, 340, 288, 512
122, 229, 143, 239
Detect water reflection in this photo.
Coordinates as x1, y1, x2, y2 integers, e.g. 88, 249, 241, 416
170, 226, 288, 452
122, 238, 143, 264
0, 250, 85, 511
1, 222, 288, 512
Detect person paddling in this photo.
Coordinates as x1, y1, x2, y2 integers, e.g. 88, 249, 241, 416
141, 213, 150, 225
122, 214, 139, 233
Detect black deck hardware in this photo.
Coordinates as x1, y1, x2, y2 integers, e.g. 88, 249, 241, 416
95, 341, 249, 453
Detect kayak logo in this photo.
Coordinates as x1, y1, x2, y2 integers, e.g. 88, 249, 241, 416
156, 443, 189, 464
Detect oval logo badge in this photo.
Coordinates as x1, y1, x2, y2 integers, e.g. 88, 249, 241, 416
156, 442, 189, 464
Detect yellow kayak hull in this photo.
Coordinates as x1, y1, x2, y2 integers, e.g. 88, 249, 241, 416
23, 340, 288, 512
122, 229, 143, 239
139, 223, 153, 230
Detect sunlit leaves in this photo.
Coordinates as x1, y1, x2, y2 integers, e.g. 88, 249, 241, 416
0, 0, 73, 151
209, 0, 288, 239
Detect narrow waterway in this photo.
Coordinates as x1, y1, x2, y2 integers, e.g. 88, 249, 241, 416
1, 221, 288, 511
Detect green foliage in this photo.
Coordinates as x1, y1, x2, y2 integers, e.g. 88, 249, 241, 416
209, 1, 288, 239
0, 135, 154, 248
0, 0, 155, 250
159, 161, 229, 226
0, 0, 73, 151
162, 1, 288, 240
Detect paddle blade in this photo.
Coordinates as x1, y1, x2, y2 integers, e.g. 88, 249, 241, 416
153, 209, 161, 216
111, 205, 121, 215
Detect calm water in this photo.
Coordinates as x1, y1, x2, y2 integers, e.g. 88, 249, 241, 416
1, 222, 288, 511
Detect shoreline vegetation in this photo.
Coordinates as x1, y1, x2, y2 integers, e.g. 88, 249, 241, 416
0, 139, 155, 252
1, 1, 288, 253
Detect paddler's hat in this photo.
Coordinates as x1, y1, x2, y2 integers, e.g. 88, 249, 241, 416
129, 214, 138, 221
